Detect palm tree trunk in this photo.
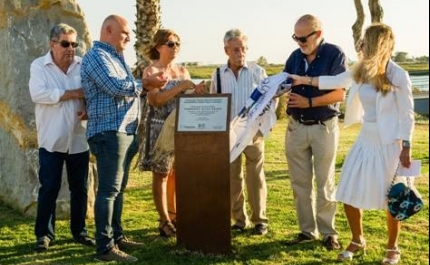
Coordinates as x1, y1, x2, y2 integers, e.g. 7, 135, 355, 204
133, 0, 161, 78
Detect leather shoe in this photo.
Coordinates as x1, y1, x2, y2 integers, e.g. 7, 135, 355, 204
253, 224, 268, 235
285, 232, 314, 245
231, 224, 245, 232
74, 232, 95, 246
322, 234, 341, 250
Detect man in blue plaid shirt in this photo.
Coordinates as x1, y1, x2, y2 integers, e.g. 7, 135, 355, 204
81, 14, 166, 263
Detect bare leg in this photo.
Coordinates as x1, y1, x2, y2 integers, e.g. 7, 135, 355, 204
342, 204, 365, 253
152, 171, 169, 222
385, 211, 401, 260
337, 203, 366, 261
167, 169, 176, 222
152, 171, 176, 237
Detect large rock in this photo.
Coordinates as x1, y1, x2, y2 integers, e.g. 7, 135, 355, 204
0, 0, 95, 219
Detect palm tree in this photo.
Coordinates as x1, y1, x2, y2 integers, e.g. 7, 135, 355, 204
133, 0, 161, 78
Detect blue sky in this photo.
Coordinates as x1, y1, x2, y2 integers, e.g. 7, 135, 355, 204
78, 0, 429, 65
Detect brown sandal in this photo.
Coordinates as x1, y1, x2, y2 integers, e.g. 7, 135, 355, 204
171, 218, 177, 228
158, 220, 176, 237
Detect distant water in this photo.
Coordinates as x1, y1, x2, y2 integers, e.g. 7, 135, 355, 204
410, 75, 429, 91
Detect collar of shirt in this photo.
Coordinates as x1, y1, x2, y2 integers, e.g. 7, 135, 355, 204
93, 41, 124, 58
223, 61, 249, 73
298, 39, 327, 60
42, 51, 81, 72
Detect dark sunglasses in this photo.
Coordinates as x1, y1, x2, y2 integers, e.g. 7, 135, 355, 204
165, 41, 180, 48
291, 31, 317, 43
55, 40, 79, 48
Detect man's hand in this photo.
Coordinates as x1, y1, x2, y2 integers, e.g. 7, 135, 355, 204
77, 110, 88, 120
142, 72, 168, 93
60, 88, 84, 101
287, 93, 310, 108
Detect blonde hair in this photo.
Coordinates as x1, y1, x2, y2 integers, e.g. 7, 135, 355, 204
352, 23, 395, 95
145, 29, 180, 60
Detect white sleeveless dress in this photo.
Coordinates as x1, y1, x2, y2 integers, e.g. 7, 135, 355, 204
335, 84, 406, 210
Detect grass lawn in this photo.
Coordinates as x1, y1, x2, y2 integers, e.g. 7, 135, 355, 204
0, 119, 428, 265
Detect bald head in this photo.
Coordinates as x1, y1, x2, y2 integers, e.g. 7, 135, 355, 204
295, 14, 323, 32
292, 14, 323, 56
100, 14, 130, 52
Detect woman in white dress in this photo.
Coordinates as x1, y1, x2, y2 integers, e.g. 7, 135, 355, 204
289, 23, 414, 265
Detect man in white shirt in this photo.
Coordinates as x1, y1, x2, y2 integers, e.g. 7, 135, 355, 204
29, 23, 94, 251
210, 29, 269, 235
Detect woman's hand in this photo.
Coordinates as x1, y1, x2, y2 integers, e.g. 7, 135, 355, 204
399, 146, 411, 168
193, 81, 206, 94
180, 80, 196, 92
142, 71, 168, 92
289, 74, 308, 86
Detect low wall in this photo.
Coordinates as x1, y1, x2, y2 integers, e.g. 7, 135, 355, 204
414, 92, 429, 116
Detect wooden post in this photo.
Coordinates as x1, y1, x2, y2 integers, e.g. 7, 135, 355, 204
175, 94, 231, 254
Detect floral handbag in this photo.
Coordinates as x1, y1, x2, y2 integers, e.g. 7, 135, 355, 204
386, 168, 424, 221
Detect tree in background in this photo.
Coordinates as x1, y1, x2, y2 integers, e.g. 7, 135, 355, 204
133, 0, 161, 78
352, 0, 383, 52
256, 56, 268, 66
393, 52, 409, 63
415, 56, 429, 63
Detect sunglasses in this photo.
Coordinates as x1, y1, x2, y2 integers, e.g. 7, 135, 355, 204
165, 41, 181, 48
55, 40, 79, 48
291, 31, 317, 43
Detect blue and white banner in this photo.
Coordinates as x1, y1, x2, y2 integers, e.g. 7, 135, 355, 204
230, 72, 291, 162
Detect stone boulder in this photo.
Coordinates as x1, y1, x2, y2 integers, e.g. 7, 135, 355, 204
0, 0, 95, 219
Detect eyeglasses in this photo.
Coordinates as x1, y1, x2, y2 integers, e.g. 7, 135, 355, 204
291, 31, 317, 43
55, 40, 79, 48
165, 41, 181, 48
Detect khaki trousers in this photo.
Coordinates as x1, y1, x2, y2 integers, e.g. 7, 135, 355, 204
285, 116, 339, 239
230, 131, 268, 227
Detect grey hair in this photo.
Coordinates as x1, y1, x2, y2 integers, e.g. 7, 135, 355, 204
223, 28, 248, 46
49, 23, 77, 41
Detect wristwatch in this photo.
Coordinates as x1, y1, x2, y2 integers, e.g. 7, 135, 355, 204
402, 140, 411, 148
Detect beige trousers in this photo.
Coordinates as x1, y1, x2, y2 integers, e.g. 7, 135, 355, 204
285, 116, 339, 239
230, 131, 268, 228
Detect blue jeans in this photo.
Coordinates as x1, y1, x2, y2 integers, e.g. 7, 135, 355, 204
88, 131, 138, 254
35, 148, 90, 240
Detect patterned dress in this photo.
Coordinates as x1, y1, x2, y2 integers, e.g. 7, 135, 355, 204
139, 79, 181, 174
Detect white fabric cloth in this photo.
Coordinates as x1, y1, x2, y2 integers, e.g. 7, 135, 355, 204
319, 60, 414, 143
29, 52, 88, 153
358, 83, 378, 122
229, 72, 289, 162
336, 121, 403, 209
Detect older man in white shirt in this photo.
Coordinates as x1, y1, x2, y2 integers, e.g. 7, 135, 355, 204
29, 23, 94, 251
